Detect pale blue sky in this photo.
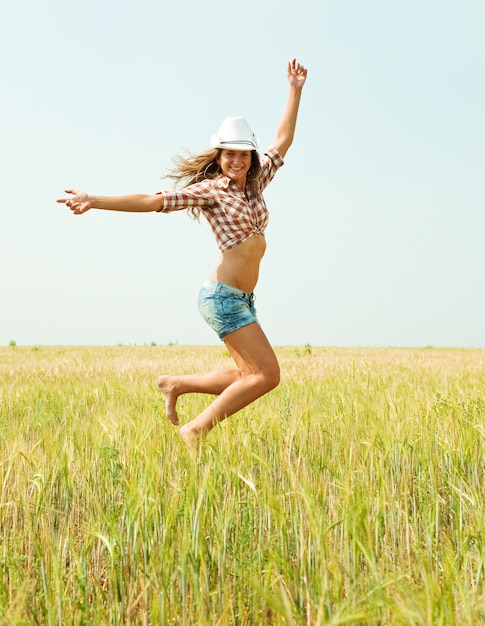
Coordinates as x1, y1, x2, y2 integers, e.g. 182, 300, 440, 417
1, 0, 484, 347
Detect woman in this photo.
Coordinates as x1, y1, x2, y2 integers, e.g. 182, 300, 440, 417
58, 58, 308, 443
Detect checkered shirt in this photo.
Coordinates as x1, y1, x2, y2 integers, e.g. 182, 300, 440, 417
159, 147, 284, 251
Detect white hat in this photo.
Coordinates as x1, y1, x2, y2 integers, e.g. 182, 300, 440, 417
210, 116, 259, 151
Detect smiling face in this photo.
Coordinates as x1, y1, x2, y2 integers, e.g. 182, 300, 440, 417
217, 149, 253, 189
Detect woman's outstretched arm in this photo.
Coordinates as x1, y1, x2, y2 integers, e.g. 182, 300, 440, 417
57, 189, 164, 215
273, 58, 308, 159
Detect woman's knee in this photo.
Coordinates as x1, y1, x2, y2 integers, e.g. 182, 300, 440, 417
241, 366, 279, 391
263, 363, 280, 392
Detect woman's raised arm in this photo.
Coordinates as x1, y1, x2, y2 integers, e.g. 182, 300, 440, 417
273, 58, 308, 159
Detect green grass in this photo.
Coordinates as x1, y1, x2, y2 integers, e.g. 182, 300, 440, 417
1, 345, 484, 624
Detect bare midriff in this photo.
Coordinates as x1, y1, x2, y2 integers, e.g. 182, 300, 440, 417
208, 233, 266, 293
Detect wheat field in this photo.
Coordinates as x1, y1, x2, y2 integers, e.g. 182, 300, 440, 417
0, 345, 484, 625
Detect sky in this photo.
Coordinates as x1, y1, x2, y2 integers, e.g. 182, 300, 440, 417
1, 0, 484, 348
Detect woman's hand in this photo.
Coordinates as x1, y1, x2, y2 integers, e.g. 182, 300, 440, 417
287, 58, 308, 89
57, 189, 92, 214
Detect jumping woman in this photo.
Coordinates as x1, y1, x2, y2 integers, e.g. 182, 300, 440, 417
57, 58, 308, 443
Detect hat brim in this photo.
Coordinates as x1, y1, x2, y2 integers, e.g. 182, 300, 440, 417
210, 134, 259, 151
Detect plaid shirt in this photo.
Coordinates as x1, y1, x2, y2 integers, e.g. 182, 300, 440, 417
159, 147, 284, 251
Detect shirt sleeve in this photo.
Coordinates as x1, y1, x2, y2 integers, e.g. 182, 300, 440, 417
258, 147, 285, 192
157, 179, 216, 213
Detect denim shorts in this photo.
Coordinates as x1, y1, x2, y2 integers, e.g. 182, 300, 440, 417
198, 280, 259, 340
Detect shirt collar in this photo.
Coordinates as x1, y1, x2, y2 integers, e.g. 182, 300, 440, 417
215, 175, 235, 191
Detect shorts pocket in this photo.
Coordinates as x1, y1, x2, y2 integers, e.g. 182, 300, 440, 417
221, 295, 246, 317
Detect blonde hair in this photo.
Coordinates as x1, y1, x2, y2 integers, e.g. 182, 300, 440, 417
165, 148, 262, 219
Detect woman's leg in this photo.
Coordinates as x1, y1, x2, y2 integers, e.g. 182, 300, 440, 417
179, 322, 280, 442
158, 368, 243, 425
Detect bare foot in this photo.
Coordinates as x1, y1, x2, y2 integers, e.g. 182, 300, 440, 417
179, 424, 199, 446
157, 375, 180, 425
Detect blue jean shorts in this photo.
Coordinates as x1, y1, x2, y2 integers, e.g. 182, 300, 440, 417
198, 280, 259, 340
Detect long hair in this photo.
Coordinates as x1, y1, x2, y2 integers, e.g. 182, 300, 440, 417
165, 149, 262, 219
